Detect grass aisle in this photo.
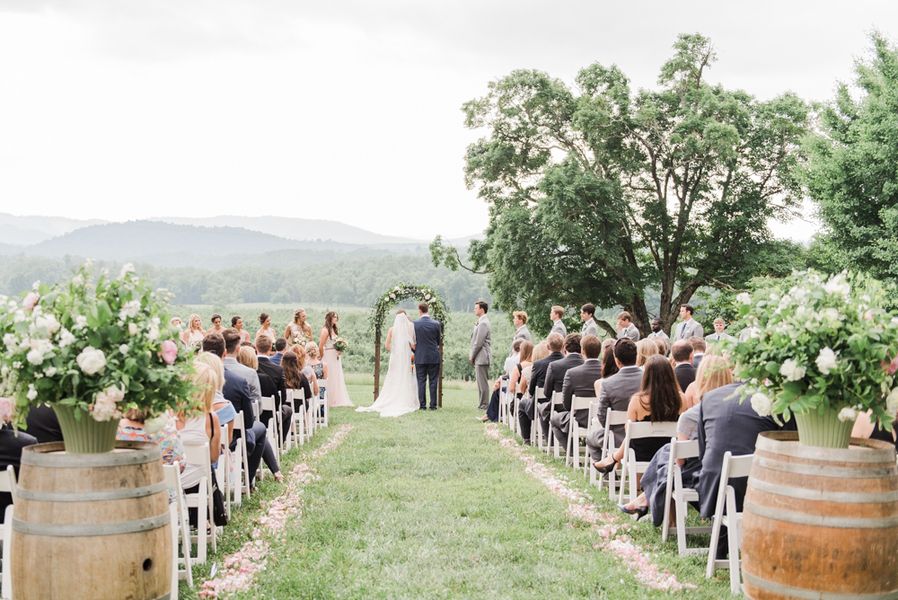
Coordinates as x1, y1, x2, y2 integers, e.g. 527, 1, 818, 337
226, 380, 729, 599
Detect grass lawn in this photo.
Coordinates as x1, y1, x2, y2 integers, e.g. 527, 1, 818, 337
185, 377, 731, 599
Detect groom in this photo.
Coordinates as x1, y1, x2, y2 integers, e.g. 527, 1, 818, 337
413, 302, 442, 410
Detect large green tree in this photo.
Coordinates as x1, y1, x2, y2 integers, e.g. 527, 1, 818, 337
433, 34, 808, 335
804, 33, 898, 282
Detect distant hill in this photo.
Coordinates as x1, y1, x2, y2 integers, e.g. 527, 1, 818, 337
0, 213, 107, 245
153, 215, 419, 245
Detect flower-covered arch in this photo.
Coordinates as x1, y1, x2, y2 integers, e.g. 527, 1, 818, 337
370, 283, 449, 405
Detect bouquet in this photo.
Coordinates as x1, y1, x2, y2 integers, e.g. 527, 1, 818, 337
333, 337, 349, 354
729, 270, 898, 432
0, 262, 197, 428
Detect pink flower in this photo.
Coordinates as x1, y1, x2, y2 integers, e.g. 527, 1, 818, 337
889, 356, 898, 376
22, 292, 39, 311
160, 340, 178, 365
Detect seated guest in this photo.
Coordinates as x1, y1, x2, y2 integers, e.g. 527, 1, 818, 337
271, 338, 288, 366
305, 342, 328, 400
594, 354, 686, 474
616, 311, 640, 341
485, 340, 533, 423
221, 328, 275, 488
282, 351, 314, 412
593, 339, 620, 398
256, 336, 294, 443
23, 404, 63, 443
689, 337, 706, 369
199, 336, 237, 446
852, 410, 898, 451
621, 355, 733, 520
481, 340, 524, 423
671, 340, 696, 392
292, 344, 320, 398
519, 341, 548, 406
231, 315, 251, 345
636, 338, 660, 367
586, 338, 641, 462
653, 337, 670, 357
0, 398, 38, 522
518, 333, 564, 442
118, 409, 185, 470
177, 361, 222, 487
537, 334, 583, 441
550, 335, 602, 452
235, 345, 283, 483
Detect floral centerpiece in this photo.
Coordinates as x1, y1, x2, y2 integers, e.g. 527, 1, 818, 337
0, 262, 196, 453
730, 270, 898, 448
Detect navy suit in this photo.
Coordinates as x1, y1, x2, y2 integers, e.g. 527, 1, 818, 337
413, 315, 442, 409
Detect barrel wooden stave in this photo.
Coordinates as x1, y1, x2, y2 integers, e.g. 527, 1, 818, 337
741, 432, 898, 599
11, 442, 172, 600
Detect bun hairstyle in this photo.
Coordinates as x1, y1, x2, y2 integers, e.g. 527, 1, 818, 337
259, 312, 270, 326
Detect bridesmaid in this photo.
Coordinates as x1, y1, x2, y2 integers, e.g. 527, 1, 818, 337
255, 312, 276, 346
319, 311, 353, 407
284, 308, 313, 345
180, 314, 205, 349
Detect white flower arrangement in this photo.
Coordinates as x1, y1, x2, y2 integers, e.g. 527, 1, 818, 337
732, 270, 898, 428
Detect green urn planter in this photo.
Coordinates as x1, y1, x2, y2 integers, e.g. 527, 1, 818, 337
794, 407, 854, 449
53, 404, 119, 453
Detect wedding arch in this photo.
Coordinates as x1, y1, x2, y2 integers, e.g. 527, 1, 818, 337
370, 283, 448, 406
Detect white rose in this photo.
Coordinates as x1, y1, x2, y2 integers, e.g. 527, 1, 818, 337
58, 329, 76, 348
2, 333, 15, 349
119, 344, 129, 355
735, 292, 751, 305
76, 347, 107, 376
118, 300, 141, 321
824, 274, 851, 297
750, 392, 772, 417
44, 366, 57, 377
147, 325, 159, 341
13, 310, 26, 323
74, 315, 88, 330
26, 348, 46, 365
815, 347, 838, 375
779, 359, 806, 382
91, 386, 125, 422
128, 323, 139, 336
837, 407, 858, 423
26, 384, 37, 401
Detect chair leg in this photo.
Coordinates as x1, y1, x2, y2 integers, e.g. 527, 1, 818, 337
706, 514, 724, 578
2, 506, 13, 600
727, 491, 741, 595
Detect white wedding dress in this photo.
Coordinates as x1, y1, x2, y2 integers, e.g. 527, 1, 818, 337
356, 313, 419, 417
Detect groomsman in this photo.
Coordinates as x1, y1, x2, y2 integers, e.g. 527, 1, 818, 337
616, 311, 640, 341
512, 311, 532, 343
674, 305, 704, 340
550, 306, 567, 337
706, 318, 735, 342
580, 303, 599, 338
647, 318, 669, 342
470, 301, 492, 410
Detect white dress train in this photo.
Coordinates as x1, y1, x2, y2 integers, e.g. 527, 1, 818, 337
357, 314, 419, 417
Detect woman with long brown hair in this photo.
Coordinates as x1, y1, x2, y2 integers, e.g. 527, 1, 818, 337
282, 351, 313, 412
319, 311, 352, 407
284, 308, 313, 346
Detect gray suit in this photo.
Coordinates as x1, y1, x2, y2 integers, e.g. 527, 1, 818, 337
471, 315, 492, 409
617, 323, 640, 342
648, 330, 670, 342
513, 325, 532, 343
550, 359, 602, 451
550, 320, 567, 338
586, 365, 643, 461
705, 332, 734, 343
675, 318, 704, 340
581, 318, 599, 338
537, 352, 583, 439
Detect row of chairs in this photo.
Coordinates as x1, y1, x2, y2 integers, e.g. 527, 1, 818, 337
0, 382, 331, 600
500, 388, 751, 595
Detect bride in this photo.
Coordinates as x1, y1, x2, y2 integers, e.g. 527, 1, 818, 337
357, 310, 419, 417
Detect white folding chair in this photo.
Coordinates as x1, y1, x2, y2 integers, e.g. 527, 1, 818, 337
547, 391, 565, 457
231, 412, 251, 499
169, 501, 179, 600
288, 388, 308, 446
183, 442, 214, 563
216, 424, 234, 517
531, 386, 544, 448
662, 438, 711, 555
619, 420, 679, 505
592, 409, 628, 497
317, 379, 329, 428
565, 395, 594, 470
0, 465, 15, 600
260, 396, 281, 462
163, 464, 193, 588
706, 452, 753, 595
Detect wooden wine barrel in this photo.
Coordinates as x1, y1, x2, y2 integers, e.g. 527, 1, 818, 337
741, 431, 898, 599
11, 442, 172, 600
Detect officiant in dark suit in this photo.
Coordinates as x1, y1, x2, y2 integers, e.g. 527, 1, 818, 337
414, 302, 442, 410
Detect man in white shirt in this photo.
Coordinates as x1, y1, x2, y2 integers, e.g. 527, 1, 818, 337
616, 311, 640, 341
674, 304, 704, 340
550, 305, 567, 337
706, 318, 735, 343
580, 303, 599, 338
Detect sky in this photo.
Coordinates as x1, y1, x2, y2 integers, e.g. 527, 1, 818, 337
1, 1, 897, 241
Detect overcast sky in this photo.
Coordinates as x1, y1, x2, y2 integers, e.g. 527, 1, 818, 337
1, 1, 896, 240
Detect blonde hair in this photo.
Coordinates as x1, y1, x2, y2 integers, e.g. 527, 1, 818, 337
194, 352, 224, 392
513, 310, 528, 324
291, 344, 308, 369
236, 345, 258, 370
518, 340, 534, 363
531, 341, 550, 363
551, 305, 564, 319
187, 313, 203, 332
694, 355, 733, 402
190, 362, 216, 412
636, 338, 660, 367
305, 342, 320, 359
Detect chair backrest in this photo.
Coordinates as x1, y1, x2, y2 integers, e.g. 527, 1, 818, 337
233, 411, 246, 434
626, 420, 679, 441
535, 386, 544, 402
289, 388, 306, 403
551, 391, 564, 406
260, 395, 277, 412
570, 395, 593, 411
183, 441, 211, 473
607, 410, 629, 427
0, 465, 16, 497
318, 379, 327, 389
721, 452, 753, 482
163, 463, 181, 492
670, 438, 700, 462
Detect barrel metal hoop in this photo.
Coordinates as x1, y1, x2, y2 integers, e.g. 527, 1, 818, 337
743, 571, 898, 599
753, 456, 897, 479
12, 513, 170, 537
757, 432, 897, 462
22, 444, 162, 468
14, 481, 168, 502
750, 477, 898, 504
745, 502, 898, 529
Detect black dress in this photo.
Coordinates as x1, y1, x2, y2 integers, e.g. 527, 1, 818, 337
629, 415, 670, 462
0, 425, 38, 522
870, 424, 898, 451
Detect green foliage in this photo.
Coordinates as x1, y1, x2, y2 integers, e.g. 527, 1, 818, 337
803, 33, 898, 283
437, 33, 809, 336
